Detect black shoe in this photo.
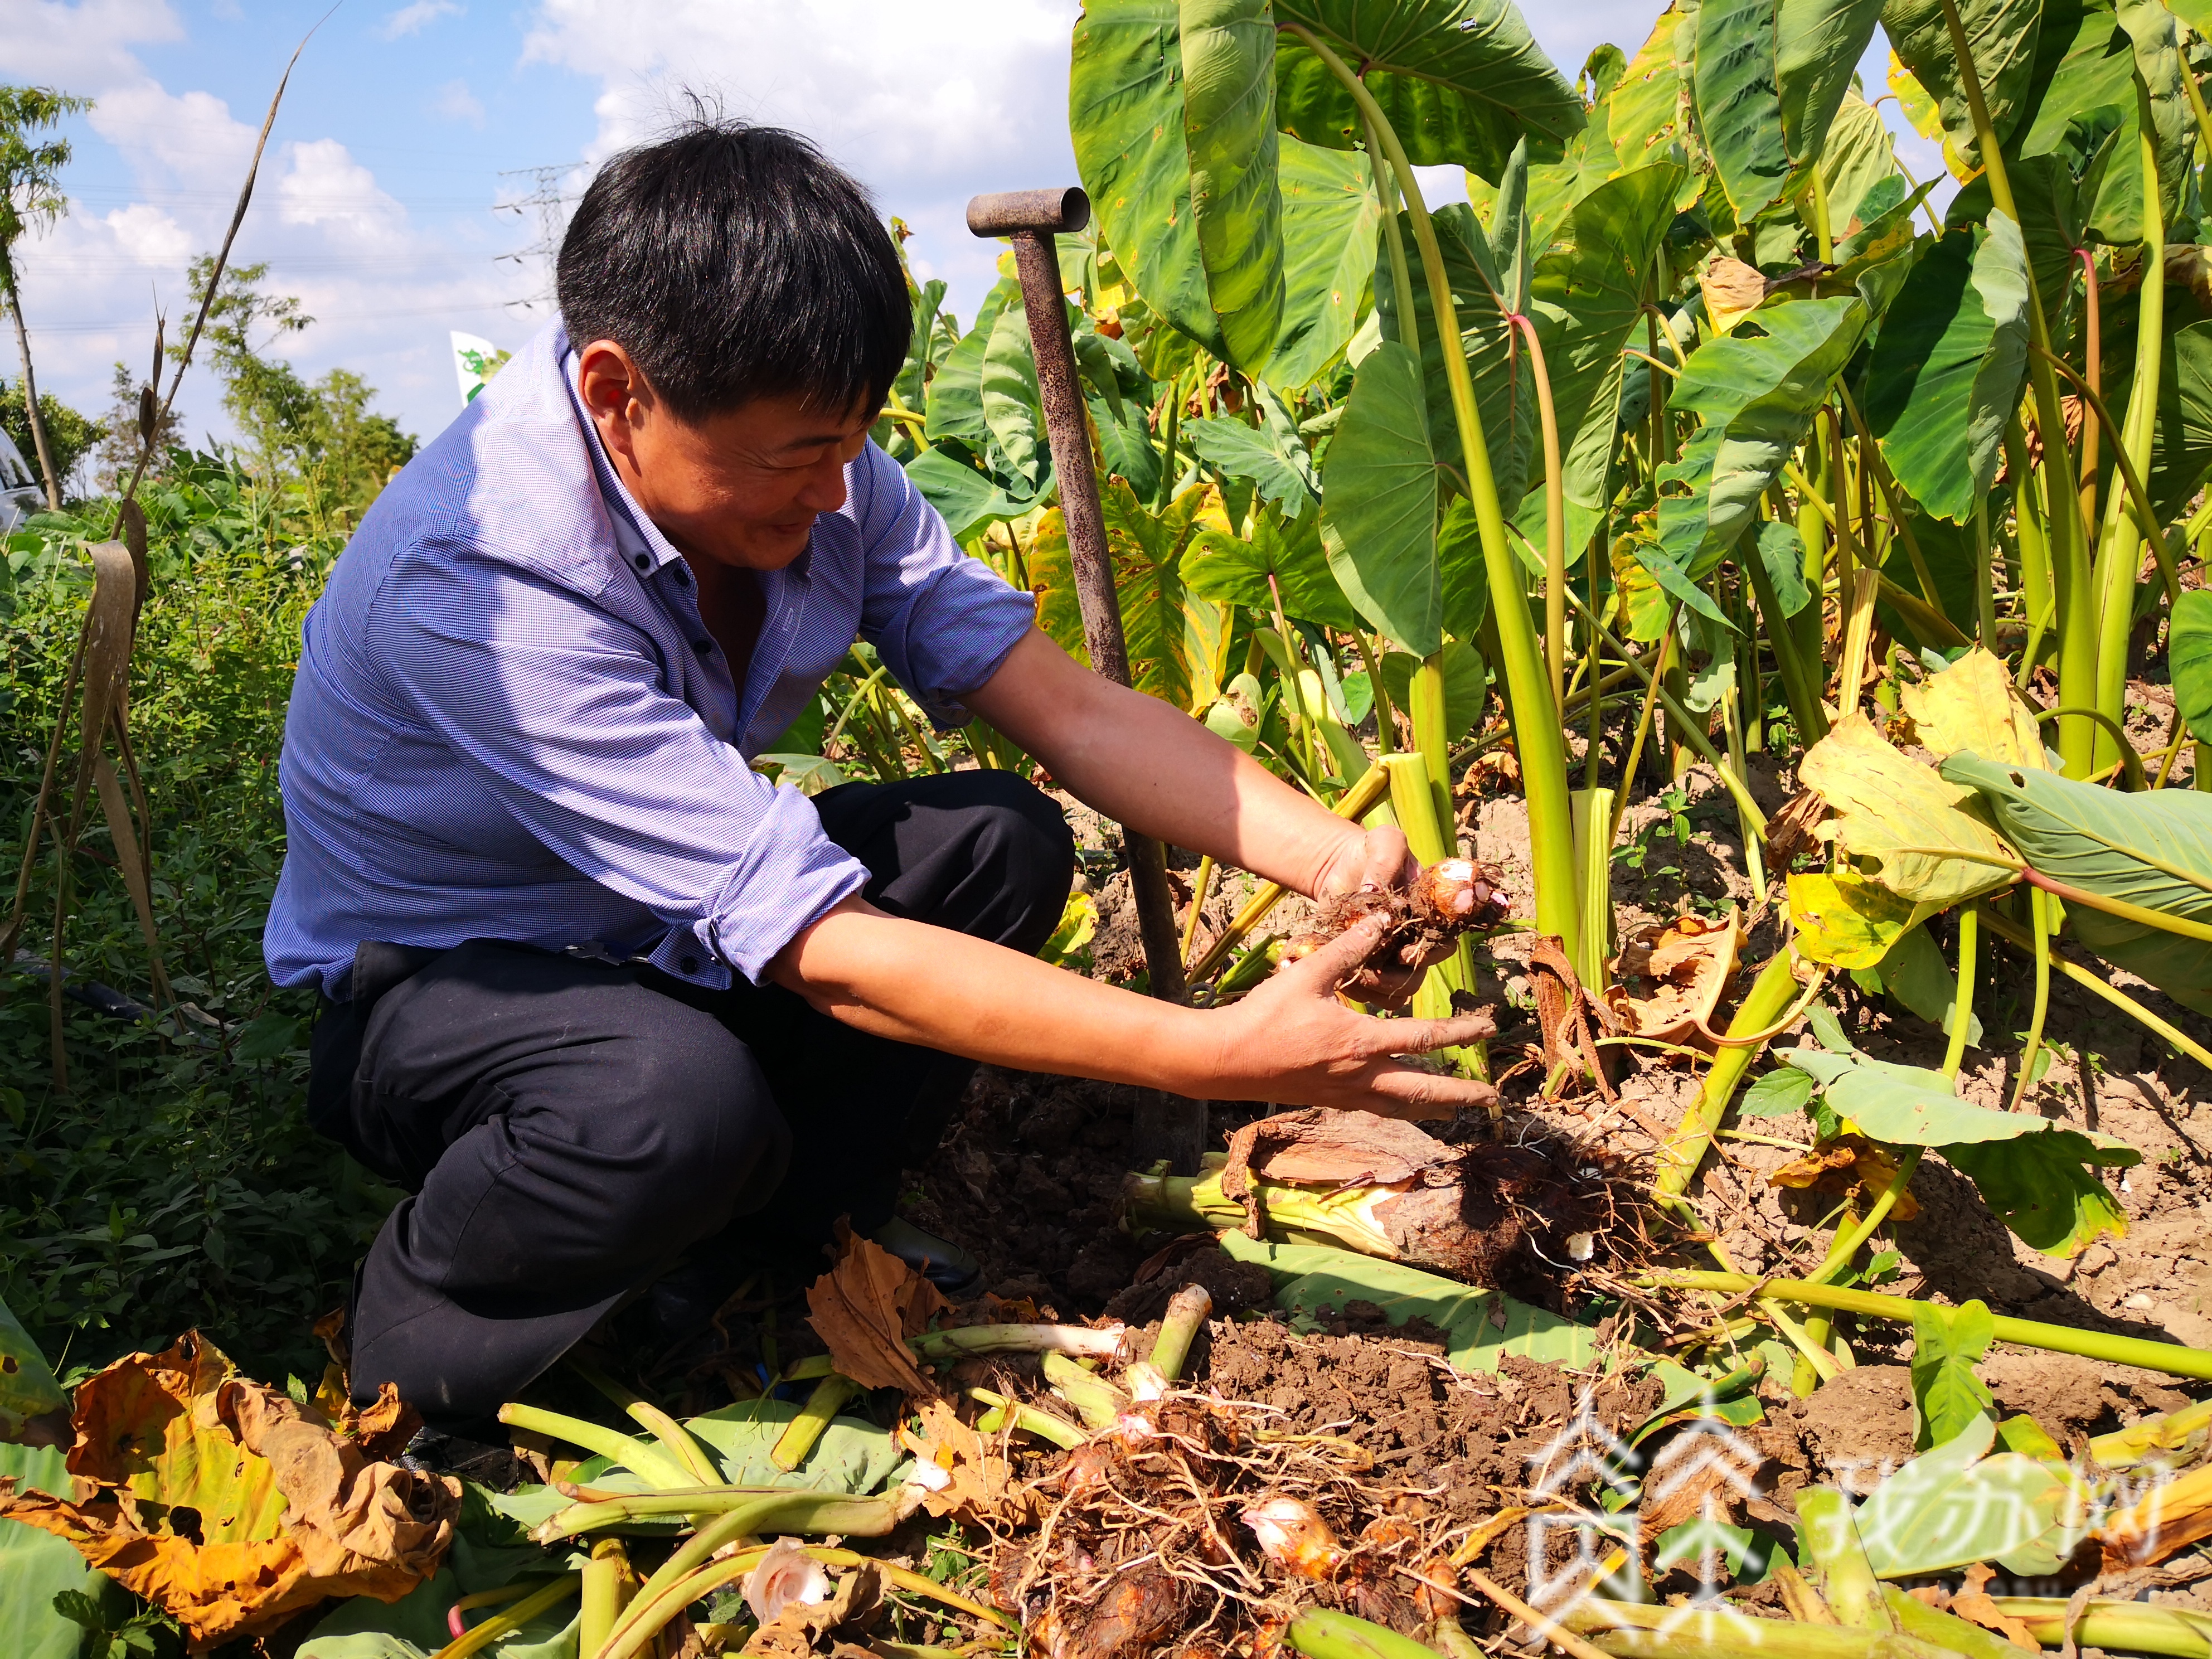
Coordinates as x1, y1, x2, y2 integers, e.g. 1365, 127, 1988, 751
872, 1217, 984, 1298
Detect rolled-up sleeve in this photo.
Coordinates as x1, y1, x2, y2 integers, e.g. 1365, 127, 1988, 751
851, 442, 1036, 725
370, 541, 868, 984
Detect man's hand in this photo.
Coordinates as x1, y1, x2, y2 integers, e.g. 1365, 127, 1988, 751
1307, 823, 1464, 1009
1201, 913, 1496, 1119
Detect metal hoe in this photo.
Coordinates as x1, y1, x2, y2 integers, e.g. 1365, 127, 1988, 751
967, 186, 1207, 1173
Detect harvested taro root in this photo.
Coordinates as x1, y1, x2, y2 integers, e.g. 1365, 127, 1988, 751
989, 1393, 1460, 1657
1282, 857, 1510, 999
1127, 1108, 1611, 1303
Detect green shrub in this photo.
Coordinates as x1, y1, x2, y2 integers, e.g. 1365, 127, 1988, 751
0, 452, 392, 1382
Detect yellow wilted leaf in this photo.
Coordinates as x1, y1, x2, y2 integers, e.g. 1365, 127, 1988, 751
1788, 871, 1933, 968
1888, 51, 1979, 182
1797, 715, 2020, 908
1899, 646, 2048, 769
0, 1332, 458, 1647
1769, 1137, 1922, 1220
2095, 1461, 2212, 1571
1700, 256, 1769, 336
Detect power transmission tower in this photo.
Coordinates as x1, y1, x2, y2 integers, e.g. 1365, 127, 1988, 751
495, 166, 573, 315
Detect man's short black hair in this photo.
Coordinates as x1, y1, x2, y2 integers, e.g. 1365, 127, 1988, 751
556, 119, 910, 422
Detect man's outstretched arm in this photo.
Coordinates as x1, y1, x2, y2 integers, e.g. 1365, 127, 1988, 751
962, 626, 1408, 901
770, 905, 1495, 1118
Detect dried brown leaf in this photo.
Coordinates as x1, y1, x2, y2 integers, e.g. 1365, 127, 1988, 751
1605, 911, 1747, 1047
899, 1398, 1026, 1527
803, 1223, 950, 1396
1952, 1562, 2042, 1649
740, 1561, 884, 1657
1701, 256, 1770, 334
1219, 1109, 1457, 1239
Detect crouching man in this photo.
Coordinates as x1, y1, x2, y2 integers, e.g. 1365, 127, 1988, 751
264, 119, 1493, 1430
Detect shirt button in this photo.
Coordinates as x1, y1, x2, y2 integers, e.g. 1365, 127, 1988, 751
692, 638, 714, 656
679, 955, 700, 974
633, 554, 651, 571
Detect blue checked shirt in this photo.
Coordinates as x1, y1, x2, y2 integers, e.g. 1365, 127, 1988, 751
264, 323, 1037, 1000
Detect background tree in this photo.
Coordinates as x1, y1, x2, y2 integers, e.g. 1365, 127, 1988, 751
176, 256, 416, 530
91, 361, 178, 494
0, 85, 92, 510
0, 376, 98, 498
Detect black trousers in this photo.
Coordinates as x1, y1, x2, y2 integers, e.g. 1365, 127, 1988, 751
308, 770, 1074, 1426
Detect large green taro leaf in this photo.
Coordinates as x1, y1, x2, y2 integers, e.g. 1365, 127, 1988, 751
1784, 1046, 2138, 1254
1499, 50, 1623, 253
1272, 0, 1585, 181
1943, 750, 2212, 1015
1611, 6, 1695, 173
1778, 0, 1886, 189
904, 447, 1023, 543
0, 1297, 66, 1438
1817, 89, 1902, 231
1181, 0, 1284, 368
0, 1515, 94, 1659
981, 305, 1048, 490
1374, 201, 1531, 523
1880, 0, 2044, 170
1525, 163, 1687, 557
1380, 637, 1488, 746
1071, 0, 1228, 360
2007, 0, 2132, 163
1865, 213, 2030, 524
1695, 0, 1794, 219
1320, 339, 1442, 654
1437, 495, 1492, 642
2155, 320, 2212, 521
923, 278, 1020, 447
1262, 137, 1382, 388
1854, 1415, 2096, 1578
1073, 3, 1381, 377
2170, 589, 2212, 747
1217, 1233, 1597, 1373
1184, 381, 1318, 520
2114, 0, 2191, 229
1183, 502, 1359, 629
1658, 295, 1868, 583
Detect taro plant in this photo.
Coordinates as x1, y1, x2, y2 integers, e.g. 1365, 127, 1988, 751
889, 0, 2212, 1377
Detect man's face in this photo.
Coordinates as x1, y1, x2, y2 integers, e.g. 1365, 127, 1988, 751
576, 339, 876, 572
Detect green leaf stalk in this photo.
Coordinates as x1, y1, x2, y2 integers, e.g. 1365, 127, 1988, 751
2090, 83, 2166, 779
1932, 0, 2092, 774
1283, 21, 1580, 968
1646, 1268, 2212, 1380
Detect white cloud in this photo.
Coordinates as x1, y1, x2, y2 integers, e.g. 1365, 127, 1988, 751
379, 0, 462, 40
431, 77, 487, 127
276, 138, 409, 242
522, 0, 1079, 190
516, 0, 1081, 324
0, 0, 182, 88
86, 79, 258, 190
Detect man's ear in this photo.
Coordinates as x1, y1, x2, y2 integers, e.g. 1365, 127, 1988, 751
575, 339, 653, 454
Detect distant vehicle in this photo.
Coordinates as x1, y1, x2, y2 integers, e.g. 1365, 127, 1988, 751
0, 425, 43, 532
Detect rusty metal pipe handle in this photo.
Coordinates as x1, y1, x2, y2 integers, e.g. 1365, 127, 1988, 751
966, 187, 1090, 237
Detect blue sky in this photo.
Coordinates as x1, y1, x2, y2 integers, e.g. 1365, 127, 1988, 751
5, 0, 1924, 464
